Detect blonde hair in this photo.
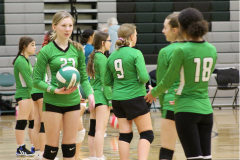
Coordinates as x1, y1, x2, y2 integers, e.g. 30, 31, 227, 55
51, 11, 83, 51
115, 23, 136, 48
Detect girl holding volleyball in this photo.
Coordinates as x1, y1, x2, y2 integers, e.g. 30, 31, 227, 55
33, 11, 95, 160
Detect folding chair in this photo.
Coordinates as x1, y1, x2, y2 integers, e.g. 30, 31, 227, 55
211, 68, 239, 109
0, 72, 16, 115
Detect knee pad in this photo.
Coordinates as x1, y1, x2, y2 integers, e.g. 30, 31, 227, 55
140, 130, 154, 144
159, 147, 174, 160
119, 132, 133, 143
39, 122, 45, 133
62, 143, 76, 158
88, 119, 96, 137
76, 128, 86, 143
28, 120, 34, 129
43, 145, 58, 159
15, 120, 27, 130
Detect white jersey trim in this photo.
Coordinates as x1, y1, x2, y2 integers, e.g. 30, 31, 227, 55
19, 73, 26, 87
176, 66, 185, 95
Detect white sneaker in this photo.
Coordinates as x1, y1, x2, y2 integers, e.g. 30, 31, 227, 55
89, 157, 97, 160
54, 158, 59, 160
34, 154, 42, 160
96, 155, 107, 160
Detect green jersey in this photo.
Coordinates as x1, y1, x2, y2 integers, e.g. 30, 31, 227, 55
90, 52, 112, 106
104, 47, 149, 100
32, 53, 45, 94
151, 41, 217, 114
14, 55, 33, 99
157, 42, 181, 111
33, 41, 93, 107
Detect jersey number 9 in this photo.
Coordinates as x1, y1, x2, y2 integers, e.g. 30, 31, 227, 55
114, 59, 124, 79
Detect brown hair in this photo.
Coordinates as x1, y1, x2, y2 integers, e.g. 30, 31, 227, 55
12, 36, 35, 65
178, 8, 208, 39
87, 31, 109, 78
115, 23, 136, 48
166, 13, 183, 41
51, 11, 83, 51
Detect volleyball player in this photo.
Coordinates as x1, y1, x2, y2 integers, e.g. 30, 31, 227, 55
13, 36, 36, 156
156, 13, 184, 160
32, 30, 52, 159
33, 11, 95, 160
145, 8, 217, 160
104, 23, 154, 160
86, 31, 112, 160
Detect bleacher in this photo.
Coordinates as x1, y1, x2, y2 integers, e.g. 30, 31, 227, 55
0, 0, 239, 113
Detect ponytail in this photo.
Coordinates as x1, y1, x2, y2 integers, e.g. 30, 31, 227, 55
86, 50, 96, 78
68, 39, 83, 51
12, 51, 21, 65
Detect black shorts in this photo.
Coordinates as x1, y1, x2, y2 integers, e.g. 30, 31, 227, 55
16, 97, 30, 103
31, 93, 43, 101
44, 103, 80, 114
95, 103, 103, 108
161, 109, 175, 121
112, 96, 149, 120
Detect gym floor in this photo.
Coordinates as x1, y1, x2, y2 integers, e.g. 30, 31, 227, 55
0, 108, 238, 160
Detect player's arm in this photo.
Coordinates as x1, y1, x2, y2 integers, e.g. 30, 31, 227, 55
18, 60, 33, 90
33, 49, 57, 94
99, 55, 112, 101
77, 50, 93, 97
156, 49, 168, 105
151, 47, 184, 97
135, 51, 149, 83
104, 59, 114, 86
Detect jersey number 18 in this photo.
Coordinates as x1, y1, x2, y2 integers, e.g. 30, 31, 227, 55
194, 57, 213, 82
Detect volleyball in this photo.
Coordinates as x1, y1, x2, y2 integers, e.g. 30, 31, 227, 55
109, 114, 119, 129
56, 66, 80, 89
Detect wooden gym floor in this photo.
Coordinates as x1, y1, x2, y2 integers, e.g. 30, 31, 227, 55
0, 108, 239, 160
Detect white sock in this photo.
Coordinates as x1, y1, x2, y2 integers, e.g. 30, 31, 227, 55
40, 151, 44, 156
90, 157, 97, 160
35, 150, 40, 156
19, 143, 25, 147
31, 144, 34, 148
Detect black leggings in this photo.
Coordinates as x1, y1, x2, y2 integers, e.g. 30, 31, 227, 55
175, 112, 213, 159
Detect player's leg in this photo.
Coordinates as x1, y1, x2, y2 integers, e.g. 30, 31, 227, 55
95, 105, 110, 159
175, 112, 203, 160
75, 104, 86, 160
32, 100, 41, 158
133, 112, 153, 160
198, 113, 213, 160
15, 98, 34, 156
159, 110, 177, 160
117, 118, 133, 160
62, 107, 80, 160
28, 103, 35, 153
123, 96, 154, 160
37, 97, 46, 156
88, 108, 96, 159
42, 104, 62, 160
